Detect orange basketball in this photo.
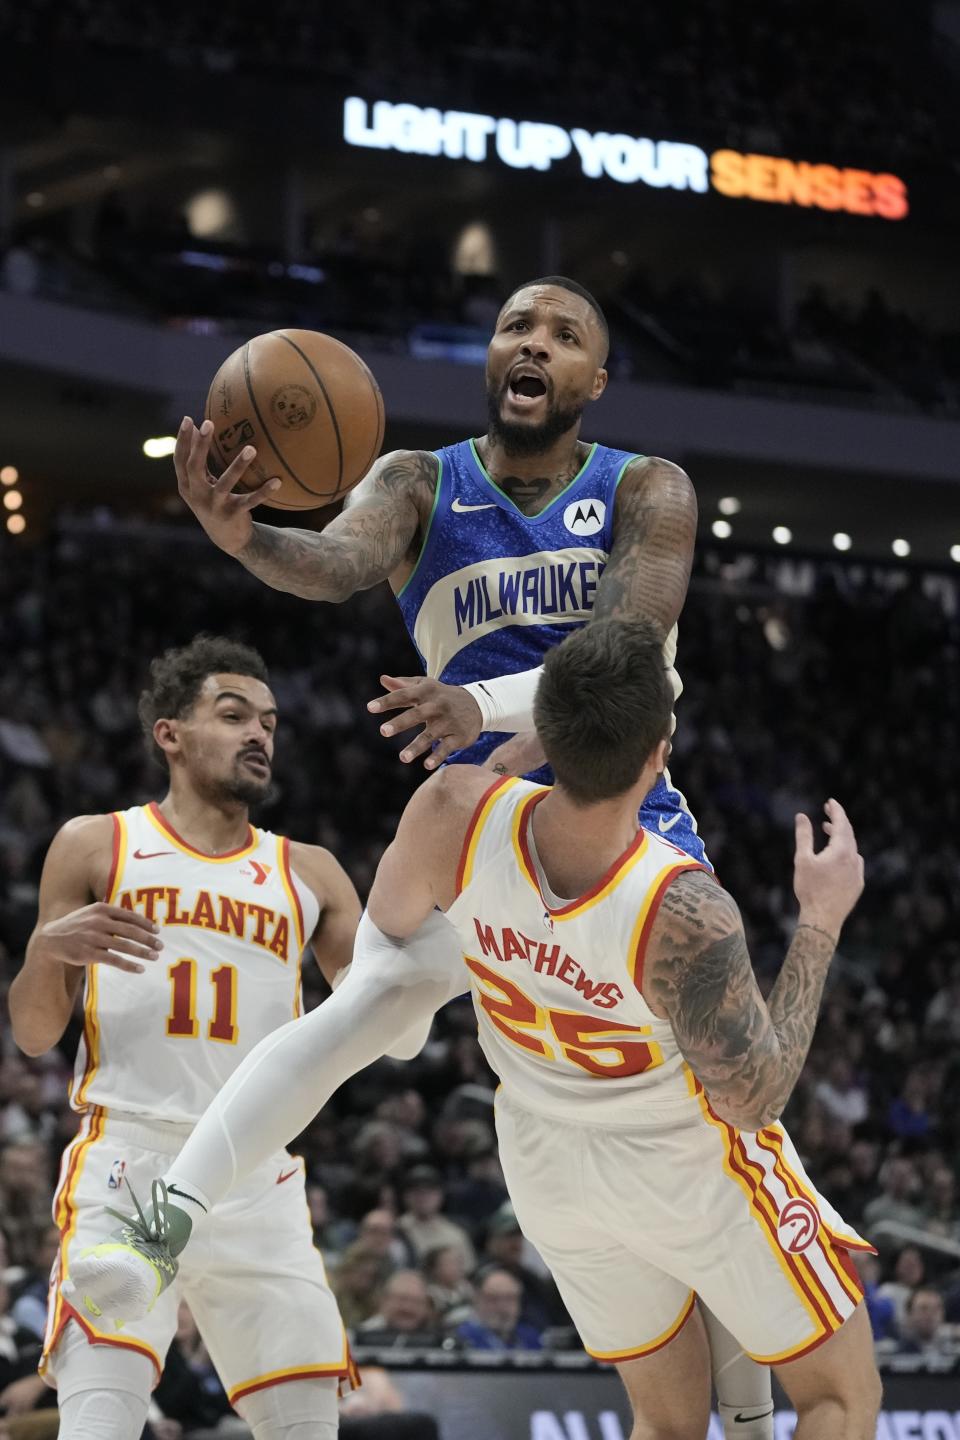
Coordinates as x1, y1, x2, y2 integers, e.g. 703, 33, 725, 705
204, 329, 385, 510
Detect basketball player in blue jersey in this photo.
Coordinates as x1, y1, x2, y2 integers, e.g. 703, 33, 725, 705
156, 276, 775, 1435
10, 636, 362, 1440
175, 275, 702, 858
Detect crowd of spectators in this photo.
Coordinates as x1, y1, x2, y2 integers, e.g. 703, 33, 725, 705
0, 0, 947, 164
6, 220, 959, 423
0, 522, 959, 1429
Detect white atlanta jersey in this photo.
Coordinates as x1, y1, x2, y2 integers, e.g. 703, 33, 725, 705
71, 803, 319, 1124
446, 777, 708, 1127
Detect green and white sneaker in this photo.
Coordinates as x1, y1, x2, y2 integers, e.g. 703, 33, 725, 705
63, 1179, 193, 1326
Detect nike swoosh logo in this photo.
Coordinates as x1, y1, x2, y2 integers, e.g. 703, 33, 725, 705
657, 813, 683, 833
734, 1408, 775, 1424
133, 849, 175, 859
167, 1184, 208, 1213
276, 1168, 299, 1186
451, 498, 496, 513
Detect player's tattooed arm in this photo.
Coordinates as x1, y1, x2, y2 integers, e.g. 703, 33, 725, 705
237, 450, 439, 601
592, 457, 697, 637
643, 871, 836, 1131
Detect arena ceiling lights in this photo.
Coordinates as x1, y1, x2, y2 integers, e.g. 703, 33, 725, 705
344, 98, 908, 220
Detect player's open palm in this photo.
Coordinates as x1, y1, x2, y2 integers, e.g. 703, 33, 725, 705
793, 798, 864, 938
36, 902, 162, 974
174, 417, 280, 556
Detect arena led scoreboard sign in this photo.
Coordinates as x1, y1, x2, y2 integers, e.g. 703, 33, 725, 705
343, 97, 909, 220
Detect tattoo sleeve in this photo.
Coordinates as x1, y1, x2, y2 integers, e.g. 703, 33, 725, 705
592, 457, 697, 637
235, 450, 438, 601
643, 871, 835, 1130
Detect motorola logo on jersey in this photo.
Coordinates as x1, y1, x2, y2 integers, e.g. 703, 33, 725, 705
776, 1196, 820, 1254
563, 499, 606, 537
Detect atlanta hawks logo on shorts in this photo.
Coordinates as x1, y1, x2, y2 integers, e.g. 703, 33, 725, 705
776, 1196, 820, 1254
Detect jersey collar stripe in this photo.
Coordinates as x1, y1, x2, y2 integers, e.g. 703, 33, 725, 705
513, 790, 651, 919
277, 835, 305, 956
455, 776, 520, 894
103, 811, 126, 903
627, 859, 703, 993
145, 802, 258, 863
467, 437, 600, 523
583, 1290, 695, 1363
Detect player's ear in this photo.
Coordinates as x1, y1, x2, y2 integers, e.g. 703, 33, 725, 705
154, 717, 180, 759
589, 367, 608, 402
654, 738, 670, 775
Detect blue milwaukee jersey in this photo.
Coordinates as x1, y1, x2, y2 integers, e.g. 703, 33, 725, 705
395, 437, 704, 865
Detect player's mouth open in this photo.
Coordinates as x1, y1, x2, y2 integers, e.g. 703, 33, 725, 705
240, 752, 270, 774
507, 371, 548, 407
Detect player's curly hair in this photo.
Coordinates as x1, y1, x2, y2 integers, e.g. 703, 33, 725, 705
534, 619, 671, 803
138, 633, 269, 769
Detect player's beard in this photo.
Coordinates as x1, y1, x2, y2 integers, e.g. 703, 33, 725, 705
486, 380, 585, 457
220, 756, 276, 808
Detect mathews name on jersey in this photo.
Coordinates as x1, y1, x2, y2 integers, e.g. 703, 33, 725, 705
445, 776, 704, 1126
71, 803, 319, 1124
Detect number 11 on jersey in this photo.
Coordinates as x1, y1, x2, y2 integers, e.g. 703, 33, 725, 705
167, 958, 238, 1044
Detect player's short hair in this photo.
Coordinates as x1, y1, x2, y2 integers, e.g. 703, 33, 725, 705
501, 275, 609, 359
534, 620, 671, 804
138, 633, 270, 769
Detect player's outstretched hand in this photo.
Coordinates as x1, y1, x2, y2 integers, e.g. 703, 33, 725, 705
174, 417, 281, 556
483, 731, 547, 778
368, 675, 483, 768
793, 798, 864, 942
35, 902, 162, 974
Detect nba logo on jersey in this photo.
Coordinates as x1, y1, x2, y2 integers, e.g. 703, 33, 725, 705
542, 909, 554, 932
563, 498, 606, 536
107, 1158, 127, 1190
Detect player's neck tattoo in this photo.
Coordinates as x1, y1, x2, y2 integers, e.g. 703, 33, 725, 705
482, 442, 590, 517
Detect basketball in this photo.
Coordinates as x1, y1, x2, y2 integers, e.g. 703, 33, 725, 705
204, 329, 386, 510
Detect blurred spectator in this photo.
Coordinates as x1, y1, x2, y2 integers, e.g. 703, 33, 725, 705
852, 1253, 898, 1343
455, 1267, 543, 1352
895, 1287, 959, 1361
331, 1244, 391, 1331
863, 1158, 925, 1242
922, 1168, 960, 1245
7, 1226, 58, 1342
924, 960, 960, 1044
152, 1302, 236, 1435
0, 1271, 49, 1423
422, 1245, 473, 1326
0, 1145, 53, 1267
354, 1270, 442, 1348
887, 1069, 935, 1140
814, 1055, 869, 1127
396, 1166, 475, 1271
877, 1246, 927, 1330
479, 1203, 568, 1330
356, 1209, 415, 1272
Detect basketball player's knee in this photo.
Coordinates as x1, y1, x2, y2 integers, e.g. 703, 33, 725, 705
51, 1321, 153, 1439
794, 1361, 882, 1432
235, 1377, 339, 1440
56, 1387, 150, 1440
